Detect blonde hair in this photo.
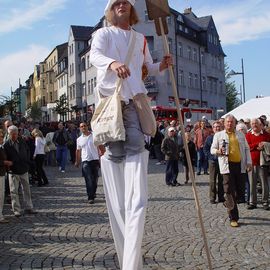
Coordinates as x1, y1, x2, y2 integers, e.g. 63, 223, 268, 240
31, 128, 43, 138
106, 6, 139, 26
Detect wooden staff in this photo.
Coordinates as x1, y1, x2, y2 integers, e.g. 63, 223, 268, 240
145, 1, 213, 269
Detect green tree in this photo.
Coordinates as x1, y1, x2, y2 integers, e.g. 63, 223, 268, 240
53, 94, 71, 121
0, 95, 17, 120
225, 64, 241, 112
29, 101, 42, 121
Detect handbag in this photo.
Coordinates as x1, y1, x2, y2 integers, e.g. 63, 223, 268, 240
133, 93, 157, 137
44, 143, 50, 153
91, 30, 136, 146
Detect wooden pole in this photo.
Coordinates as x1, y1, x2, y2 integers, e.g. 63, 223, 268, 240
159, 17, 213, 270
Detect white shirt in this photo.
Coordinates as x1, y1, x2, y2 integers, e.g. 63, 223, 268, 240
34, 137, 46, 156
76, 133, 99, 162
90, 26, 162, 102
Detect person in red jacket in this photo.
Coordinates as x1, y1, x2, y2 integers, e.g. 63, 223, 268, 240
246, 118, 270, 210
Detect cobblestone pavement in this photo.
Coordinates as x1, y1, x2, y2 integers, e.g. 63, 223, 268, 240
0, 159, 270, 270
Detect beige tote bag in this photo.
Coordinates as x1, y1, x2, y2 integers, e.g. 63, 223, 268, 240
91, 30, 136, 146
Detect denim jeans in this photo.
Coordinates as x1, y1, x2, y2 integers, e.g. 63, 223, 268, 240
82, 160, 99, 200
197, 147, 208, 173
56, 145, 68, 170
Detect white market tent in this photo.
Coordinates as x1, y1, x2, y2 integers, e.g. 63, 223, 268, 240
222, 96, 270, 120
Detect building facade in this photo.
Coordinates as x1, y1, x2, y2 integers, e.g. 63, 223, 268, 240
76, 0, 226, 121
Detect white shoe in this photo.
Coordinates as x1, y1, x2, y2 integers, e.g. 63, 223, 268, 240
61, 170, 65, 173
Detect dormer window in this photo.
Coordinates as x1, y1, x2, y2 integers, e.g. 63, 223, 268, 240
177, 15, 184, 23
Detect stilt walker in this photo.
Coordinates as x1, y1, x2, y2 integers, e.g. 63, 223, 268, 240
145, 0, 213, 269
90, 1, 173, 269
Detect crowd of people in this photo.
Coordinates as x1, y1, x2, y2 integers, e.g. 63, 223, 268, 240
147, 114, 270, 227
0, 119, 91, 223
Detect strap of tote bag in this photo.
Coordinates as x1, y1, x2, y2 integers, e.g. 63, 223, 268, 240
114, 29, 136, 94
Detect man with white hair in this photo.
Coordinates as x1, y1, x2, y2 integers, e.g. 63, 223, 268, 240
4, 125, 37, 217
246, 118, 270, 210
211, 114, 252, 227
90, 0, 172, 269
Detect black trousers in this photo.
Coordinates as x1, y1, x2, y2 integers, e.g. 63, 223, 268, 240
165, 160, 178, 185
209, 161, 224, 202
82, 160, 99, 200
35, 154, 48, 185
222, 162, 241, 221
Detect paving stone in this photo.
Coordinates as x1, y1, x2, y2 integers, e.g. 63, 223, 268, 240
0, 160, 270, 269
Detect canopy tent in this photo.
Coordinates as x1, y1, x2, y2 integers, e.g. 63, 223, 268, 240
222, 96, 270, 120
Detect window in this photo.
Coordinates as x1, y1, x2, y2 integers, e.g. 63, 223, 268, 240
90, 79, 94, 94
42, 96, 46, 106
202, 76, 206, 90
168, 38, 172, 52
179, 70, 184, 85
71, 63, 74, 76
70, 87, 73, 99
167, 16, 171, 24
94, 77, 97, 88
209, 34, 213, 43
188, 46, 192, 60
82, 58, 85, 71
219, 81, 223, 92
178, 42, 183, 57
78, 42, 80, 50
54, 56, 56, 64
209, 78, 213, 91
87, 55, 90, 69
88, 80, 90, 95
193, 48, 197, 62
50, 92, 53, 102
73, 85, 76, 98
201, 51, 205, 64
194, 74, 198, 88
189, 73, 193, 88
177, 15, 184, 23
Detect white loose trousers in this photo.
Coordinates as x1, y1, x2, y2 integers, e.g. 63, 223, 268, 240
101, 150, 149, 270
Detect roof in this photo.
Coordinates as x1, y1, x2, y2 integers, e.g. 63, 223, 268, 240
71, 25, 94, 41
222, 97, 270, 120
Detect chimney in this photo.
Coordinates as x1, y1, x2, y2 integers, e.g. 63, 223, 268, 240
184, 7, 192, 14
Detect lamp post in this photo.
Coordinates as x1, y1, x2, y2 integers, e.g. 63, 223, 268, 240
228, 58, 246, 102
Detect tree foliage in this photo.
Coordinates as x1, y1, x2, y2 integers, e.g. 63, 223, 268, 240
225, 64, 241, 112
29, 101, 42, 121
0, 95, 17, 119
53, 94, 71, 121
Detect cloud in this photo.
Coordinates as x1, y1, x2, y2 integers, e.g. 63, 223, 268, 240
170, 0, 270, 45
0, 45, 50, 96
0, 0, 67, 35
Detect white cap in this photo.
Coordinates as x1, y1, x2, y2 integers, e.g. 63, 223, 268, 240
104, 0, 136, 16
168, 127, 175, 132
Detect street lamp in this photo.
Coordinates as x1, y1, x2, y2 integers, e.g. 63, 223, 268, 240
228, 58, 246, 102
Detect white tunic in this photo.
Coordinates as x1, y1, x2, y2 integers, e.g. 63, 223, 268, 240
90, 26, 162, 102
76, 133, 99, 162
